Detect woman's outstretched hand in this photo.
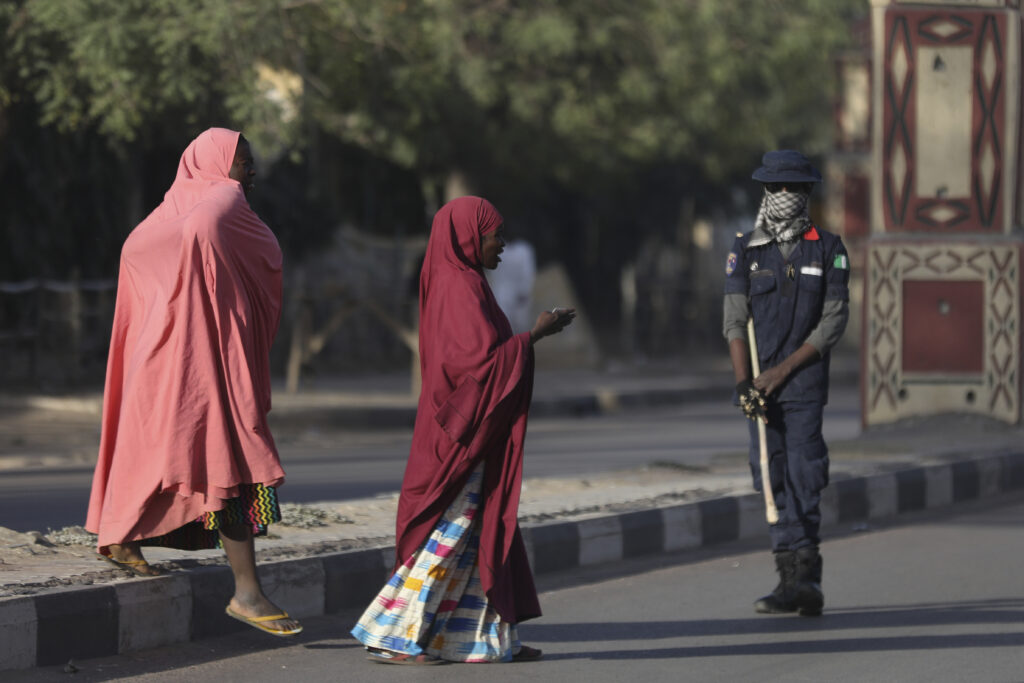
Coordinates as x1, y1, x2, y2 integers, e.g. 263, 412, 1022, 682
530, 308, 576, 344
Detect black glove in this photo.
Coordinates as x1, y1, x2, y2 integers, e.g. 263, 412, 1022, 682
736, 379, 767, 423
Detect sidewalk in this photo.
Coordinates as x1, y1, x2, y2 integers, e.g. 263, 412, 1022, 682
0, 353, 743, 429
2, 354, 1023, 671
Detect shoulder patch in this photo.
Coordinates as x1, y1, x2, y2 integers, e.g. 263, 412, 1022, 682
725, 252, 738, 276
834, 253, 849, 270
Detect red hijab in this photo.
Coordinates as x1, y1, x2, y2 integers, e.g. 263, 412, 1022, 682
396, 196, 541, 623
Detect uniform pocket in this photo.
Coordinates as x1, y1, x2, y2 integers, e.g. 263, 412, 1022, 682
797, 270, 824, 293
749, 270, 776, 296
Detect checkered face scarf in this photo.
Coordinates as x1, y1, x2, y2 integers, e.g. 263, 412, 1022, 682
754, 189, 811, 243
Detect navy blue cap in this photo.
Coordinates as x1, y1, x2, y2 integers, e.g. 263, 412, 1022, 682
751, 150, 822, 183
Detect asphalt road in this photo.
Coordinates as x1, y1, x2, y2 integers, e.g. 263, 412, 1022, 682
0, 386, 860, 533
8, 497, 1021, 682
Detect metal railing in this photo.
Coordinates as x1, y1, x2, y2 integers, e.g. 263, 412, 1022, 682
0, 278, 117, 387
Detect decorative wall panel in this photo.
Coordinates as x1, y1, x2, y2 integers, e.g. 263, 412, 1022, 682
892, 0, 1019, 7
881, 9, 1010, 232
864, 240, 1022, 424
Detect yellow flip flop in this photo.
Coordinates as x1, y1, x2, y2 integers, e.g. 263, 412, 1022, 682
224, 606, 303, 637
96, 553, 165, 577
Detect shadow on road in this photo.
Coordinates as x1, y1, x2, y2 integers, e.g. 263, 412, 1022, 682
527, 597, 1024, 660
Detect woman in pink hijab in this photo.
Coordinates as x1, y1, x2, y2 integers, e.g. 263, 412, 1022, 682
86, 128, 301, 637
351, 196, 575, 664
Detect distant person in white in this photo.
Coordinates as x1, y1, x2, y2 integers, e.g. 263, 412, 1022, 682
487, 239, 536, 333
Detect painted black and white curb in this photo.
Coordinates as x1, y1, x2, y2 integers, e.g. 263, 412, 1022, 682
2, 451, 1022, 671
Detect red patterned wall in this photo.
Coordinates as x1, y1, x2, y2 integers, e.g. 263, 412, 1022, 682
882, 9, 1007, 233
901, 280, 984, 373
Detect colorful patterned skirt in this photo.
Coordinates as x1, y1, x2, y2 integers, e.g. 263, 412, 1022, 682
139, 483, 281, 550
351, 466, 522, 663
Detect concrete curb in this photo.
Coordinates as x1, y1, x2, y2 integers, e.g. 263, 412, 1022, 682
0, 363, 862, 429
5, 449, 1019, 671
246, 365, 861, 429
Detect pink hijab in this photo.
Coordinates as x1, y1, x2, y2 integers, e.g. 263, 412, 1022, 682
396, 196, 541, 623
86, 128, 285, 552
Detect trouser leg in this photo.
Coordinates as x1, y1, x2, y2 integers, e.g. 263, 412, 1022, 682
748, 401, 828, 551
748, 401, 829, 615
780, 401, 828, 551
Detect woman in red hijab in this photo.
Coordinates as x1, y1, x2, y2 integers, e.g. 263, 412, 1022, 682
352, 196, 575, 664
86, 128, 301, 637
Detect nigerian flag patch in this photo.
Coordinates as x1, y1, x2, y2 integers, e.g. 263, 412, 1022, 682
834, 253, 849, 270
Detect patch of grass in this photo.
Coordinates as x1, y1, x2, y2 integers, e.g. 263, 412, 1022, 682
278, 503, 354, 529
46, 526, 98, 546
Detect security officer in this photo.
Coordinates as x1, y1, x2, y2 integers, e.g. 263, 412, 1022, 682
723, 150, 850, 616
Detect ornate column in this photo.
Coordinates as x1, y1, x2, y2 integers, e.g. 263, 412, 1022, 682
864, 0, 1024, 425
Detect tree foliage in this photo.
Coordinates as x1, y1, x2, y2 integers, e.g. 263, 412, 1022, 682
1, 0, 866, 327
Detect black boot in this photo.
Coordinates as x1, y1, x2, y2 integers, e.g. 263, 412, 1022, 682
754, 550, 797, 614
793, 545, 824, 616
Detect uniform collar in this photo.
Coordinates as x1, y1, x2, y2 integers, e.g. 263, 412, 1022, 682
747, 225, 774, 247
749, 223, 819, 247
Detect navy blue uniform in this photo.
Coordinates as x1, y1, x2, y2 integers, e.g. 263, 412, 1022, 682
724, 225, 850, 551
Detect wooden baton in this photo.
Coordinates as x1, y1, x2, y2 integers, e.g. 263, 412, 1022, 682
747, 318, 779, 525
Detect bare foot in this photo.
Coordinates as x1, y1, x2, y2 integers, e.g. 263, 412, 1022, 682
227, 594, 302, 635
105, 542, 164, 576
